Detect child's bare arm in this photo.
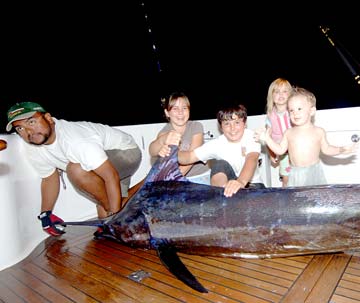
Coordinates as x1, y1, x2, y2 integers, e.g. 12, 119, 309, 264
149, 130, 182, 157
321, 128, 359, 156
178, 150, 199, 165
338, 142, 359, 154
264, 128, 288, 156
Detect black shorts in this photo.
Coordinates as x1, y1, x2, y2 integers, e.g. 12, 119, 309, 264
210, 159, 265, 189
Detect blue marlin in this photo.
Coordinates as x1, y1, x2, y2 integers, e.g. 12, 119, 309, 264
62, 145, 360, 293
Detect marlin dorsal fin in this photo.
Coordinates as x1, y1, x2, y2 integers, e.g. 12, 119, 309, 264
144, 145, 188, 183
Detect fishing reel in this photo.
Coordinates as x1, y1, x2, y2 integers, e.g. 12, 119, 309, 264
351, 134, 359, 142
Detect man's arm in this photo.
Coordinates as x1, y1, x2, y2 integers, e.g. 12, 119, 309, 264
38, 170, 65, 236
41, 170, 60, 212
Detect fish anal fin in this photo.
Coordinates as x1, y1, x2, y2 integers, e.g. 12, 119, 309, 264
155, 240, 208, 293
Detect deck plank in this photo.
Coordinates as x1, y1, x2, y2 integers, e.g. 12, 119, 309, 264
205, 255, 303, 277
8, 267, 78, 303
43, 248, 182, 303
331, 294, 360, 303
257, 255, 313, 268
281, 254, 334, 303
183, 254, 295, 288
334, 288, 360, 302
305, 253, 351, 303
331, 255, 360, 303
0, 272, 49, 303
33, 255, 145, 303
22, 262, 99, 303
341, 272, 360, 284
0, 283, 24, 303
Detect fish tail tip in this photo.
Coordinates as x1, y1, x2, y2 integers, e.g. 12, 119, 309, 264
198, 286, 208, 293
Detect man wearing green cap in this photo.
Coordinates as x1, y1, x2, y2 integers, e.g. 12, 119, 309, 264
7, 101, 142, 237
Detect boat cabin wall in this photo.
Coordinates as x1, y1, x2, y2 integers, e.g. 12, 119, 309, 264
0, 107, 359, 270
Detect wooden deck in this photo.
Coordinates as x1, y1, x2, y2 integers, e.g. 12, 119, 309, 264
1, 224, 360, 303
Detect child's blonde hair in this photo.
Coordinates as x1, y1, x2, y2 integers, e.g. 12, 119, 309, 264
265, 78, 292, 115
289, 86, 316, 107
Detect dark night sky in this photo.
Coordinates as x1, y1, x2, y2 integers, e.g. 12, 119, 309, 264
0, 2, 359, 133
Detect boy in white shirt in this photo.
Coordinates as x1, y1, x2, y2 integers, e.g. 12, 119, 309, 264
163, 104, 264, 197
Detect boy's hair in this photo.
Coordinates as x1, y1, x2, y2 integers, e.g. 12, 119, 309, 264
289, 86, 317, 107
217, 104, 247, 124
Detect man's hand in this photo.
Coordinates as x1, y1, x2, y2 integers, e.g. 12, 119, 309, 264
38, 211, 66, 236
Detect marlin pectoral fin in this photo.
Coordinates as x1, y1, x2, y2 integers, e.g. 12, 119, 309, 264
155, 241, 208, 293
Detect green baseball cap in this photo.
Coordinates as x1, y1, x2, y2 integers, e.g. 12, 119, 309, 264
6, 102, 46, 132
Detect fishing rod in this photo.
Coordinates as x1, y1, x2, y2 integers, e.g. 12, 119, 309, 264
141, 1, 162, 73
320, 25, 360, 85
141, 1, 168, 104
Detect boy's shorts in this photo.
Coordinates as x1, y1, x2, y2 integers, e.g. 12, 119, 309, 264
210, 159, 265, 189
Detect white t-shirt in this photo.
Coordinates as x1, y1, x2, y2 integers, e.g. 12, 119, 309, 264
24, 118, 138, 178
194, 128, 262, 183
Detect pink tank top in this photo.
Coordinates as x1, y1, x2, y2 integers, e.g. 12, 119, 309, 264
267, 109, 291, 143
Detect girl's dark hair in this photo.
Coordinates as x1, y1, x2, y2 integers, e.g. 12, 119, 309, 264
161, 92, 190, 111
